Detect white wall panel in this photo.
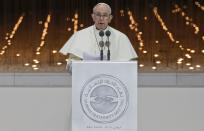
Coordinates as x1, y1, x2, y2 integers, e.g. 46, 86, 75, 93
0, 73, 204, 131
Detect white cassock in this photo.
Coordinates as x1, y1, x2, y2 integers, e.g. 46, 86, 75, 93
60, 25, 137, 61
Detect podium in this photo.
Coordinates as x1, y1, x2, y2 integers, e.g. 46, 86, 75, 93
72, 61, 137, 131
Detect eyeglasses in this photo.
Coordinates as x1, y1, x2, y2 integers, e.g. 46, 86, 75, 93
93, 12, 111, 19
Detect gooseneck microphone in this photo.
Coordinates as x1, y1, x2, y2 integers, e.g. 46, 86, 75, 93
105, 30, 111, 60
99, 30, 104, 60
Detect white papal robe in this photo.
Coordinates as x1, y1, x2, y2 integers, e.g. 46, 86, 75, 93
60, 25, 137, 61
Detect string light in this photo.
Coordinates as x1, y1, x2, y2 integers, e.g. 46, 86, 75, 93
35, 14, 51, 54
32, 14, 52, 70
194, 1, 204, 11
0, 14, 24, 56
153, 7, 175, 42
172, 4, 200, 35
127, 10, 146, 51
67, 12, 83, 33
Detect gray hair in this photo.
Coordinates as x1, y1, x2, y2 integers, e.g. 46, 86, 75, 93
93, 3, 112, 14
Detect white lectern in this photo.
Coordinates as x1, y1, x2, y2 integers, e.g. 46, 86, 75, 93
72, 61, 137, 131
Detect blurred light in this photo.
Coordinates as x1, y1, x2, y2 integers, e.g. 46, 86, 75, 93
187, 48, 191, 51
33, 59, 40, 64
36, 52, 40, 55
120, 10, 124, 16
38, 21, 43, 24
52, 50, 57, 54
177, 61, 182, 64
178, 58, 184, 62
142, 50, 147, 54
0, 51, 5, 55
16, 53, 20, 57
154, 54, 159, 57
139, 64, 144, 67
32, 65, 37, 68
185, 54, 191, 59
189, 66, 194, 70
80, 24, 84, 27
57, 62, 62, 65
24, 63, 30, 66
186, 21, 190, 25
156, 61, 161, 64
3, 46, 8, 50
152, 66, 157, 70
66, 17, 70, 21
67, 28, 72, 31
190, 50, 195, 53
33, 67, 39, 70
186, 63, 191, 66
195, 1, 204, 11
196, 65, 201, 68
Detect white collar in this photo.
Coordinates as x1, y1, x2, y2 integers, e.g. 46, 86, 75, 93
93, 25, 110, 34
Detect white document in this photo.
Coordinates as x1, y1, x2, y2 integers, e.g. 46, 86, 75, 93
83, 52, 100, 60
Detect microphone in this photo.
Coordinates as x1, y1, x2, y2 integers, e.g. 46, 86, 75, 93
99, 30, 104, 60
105, 30, 111, 37
99, 30, 104, 37
105, 30, 111, 60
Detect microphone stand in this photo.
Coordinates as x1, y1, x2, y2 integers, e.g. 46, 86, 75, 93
99, 30, 104, 61
99, 41, 104, 60
105, 30, 111, 61
105, 41, 110, 61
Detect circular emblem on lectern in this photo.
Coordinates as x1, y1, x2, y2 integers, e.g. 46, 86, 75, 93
80, 74, 129, 123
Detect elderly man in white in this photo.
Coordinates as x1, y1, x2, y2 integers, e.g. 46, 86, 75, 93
60, 3, 138, 131
60, 2, 137, 70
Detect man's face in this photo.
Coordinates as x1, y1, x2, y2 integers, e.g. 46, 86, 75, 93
92, 5, 112, 30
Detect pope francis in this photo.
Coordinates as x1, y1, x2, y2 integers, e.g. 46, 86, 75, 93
60, 3, 137, 69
